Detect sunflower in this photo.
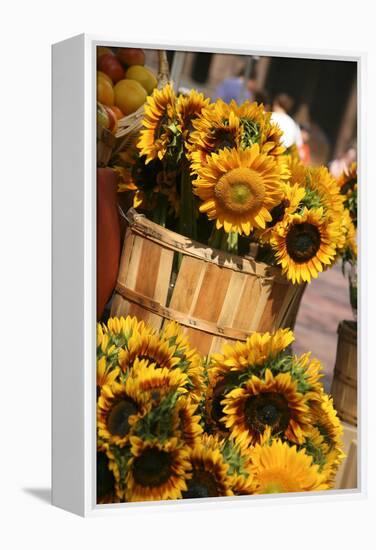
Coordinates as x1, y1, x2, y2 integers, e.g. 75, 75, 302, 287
303, 166, 345, 219
222, 369, 310, 445
338, 162, 358, 228
271, 207, 340, 283
173, 396, 204, 447
99, 316, 150, 354
346, 218, 357, 259
129, 359, 189, 404
300, 426, 341, 487
176, 90, 211, 142
188, 99, 242, 171
249, 438, 328, 494
210, 328, 295, 379
118, 328, 182, 373
182, 439, 233, 498
205, 369, 243, 434
160, 322, 205, 403
291, 352, 324, 397
97, 372, 150, 447
256, 182, 306, 243
126, 436, 190, 502
97, 444, 122, 504
97, 356, 120, 396
283, 154, 309, 188
309, 393, 344, 470
334, 207, 352, 255
220, 434, 255, 493
338, 162, 357, 198
235, 101, 285, 157
137, 83, 176, 163
231, 473, 254, 495
193, 145, 287, 235
97, 324, 117, 363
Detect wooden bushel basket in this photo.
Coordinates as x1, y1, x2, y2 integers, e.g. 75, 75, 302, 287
110, 209, 305, 356
330, 320, 357, 426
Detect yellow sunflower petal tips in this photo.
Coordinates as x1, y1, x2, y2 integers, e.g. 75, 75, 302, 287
249, 438, 328, 494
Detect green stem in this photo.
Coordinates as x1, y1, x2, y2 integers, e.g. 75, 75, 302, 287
227, 231, 238, 254
178, 160, 197, 240
152, 194, 168, 227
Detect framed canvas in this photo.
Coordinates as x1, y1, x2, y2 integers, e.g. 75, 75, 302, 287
52, 34, 365, 517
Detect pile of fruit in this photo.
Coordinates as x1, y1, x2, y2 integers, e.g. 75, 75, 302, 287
97, 47, 158, 134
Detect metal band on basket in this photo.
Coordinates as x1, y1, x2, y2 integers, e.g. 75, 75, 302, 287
115, 282, 251, 341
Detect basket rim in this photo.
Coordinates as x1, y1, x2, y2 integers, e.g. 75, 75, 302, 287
124, 207, 291, 284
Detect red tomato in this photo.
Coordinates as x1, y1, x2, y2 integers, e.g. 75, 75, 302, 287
98, 54, 125, 84
116, 47, 145, 68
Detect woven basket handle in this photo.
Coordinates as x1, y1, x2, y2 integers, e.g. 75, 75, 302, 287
157, 50, 170, 88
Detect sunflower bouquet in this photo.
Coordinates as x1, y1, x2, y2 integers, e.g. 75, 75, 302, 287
113, 83, 349, 285
97, 315, 344, 503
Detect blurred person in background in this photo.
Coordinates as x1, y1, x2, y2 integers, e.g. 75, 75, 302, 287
329, 144, 357, 178
214, 65, 257, 103
271, 93, 303, 149
298, 123, 312, 165
254, 89, 272, 111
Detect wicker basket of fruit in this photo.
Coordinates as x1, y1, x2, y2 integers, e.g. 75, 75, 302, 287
97, 47, 170, 167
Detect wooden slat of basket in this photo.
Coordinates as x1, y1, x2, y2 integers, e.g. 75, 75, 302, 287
111, 230, 138, 317
258, 281, 291, 332
209, 271, 248, 354
168, 255, 206, 314
232, 276, 262, 331
185, 263, 233, 355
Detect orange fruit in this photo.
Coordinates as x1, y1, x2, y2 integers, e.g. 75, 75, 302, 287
97, 70, 113, 86
110, 105, 125, 120
97, 78, 114, 106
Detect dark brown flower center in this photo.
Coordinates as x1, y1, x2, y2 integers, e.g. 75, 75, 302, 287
286, 222, 321, 263
267, 199, 290, 227
132, 158, 161, 190
133, 449, 172, 487
107, 397, 138, 437
212, 128, 236, 153
183, 469, 219, 499
97, 451, 115, 501
244, 392, 290, 434
211, 373, 241, 429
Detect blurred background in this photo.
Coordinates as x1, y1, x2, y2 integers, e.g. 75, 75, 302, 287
145, 48, 357, 390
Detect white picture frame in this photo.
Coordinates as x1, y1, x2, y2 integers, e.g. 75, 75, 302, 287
52, 33, 366, 517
